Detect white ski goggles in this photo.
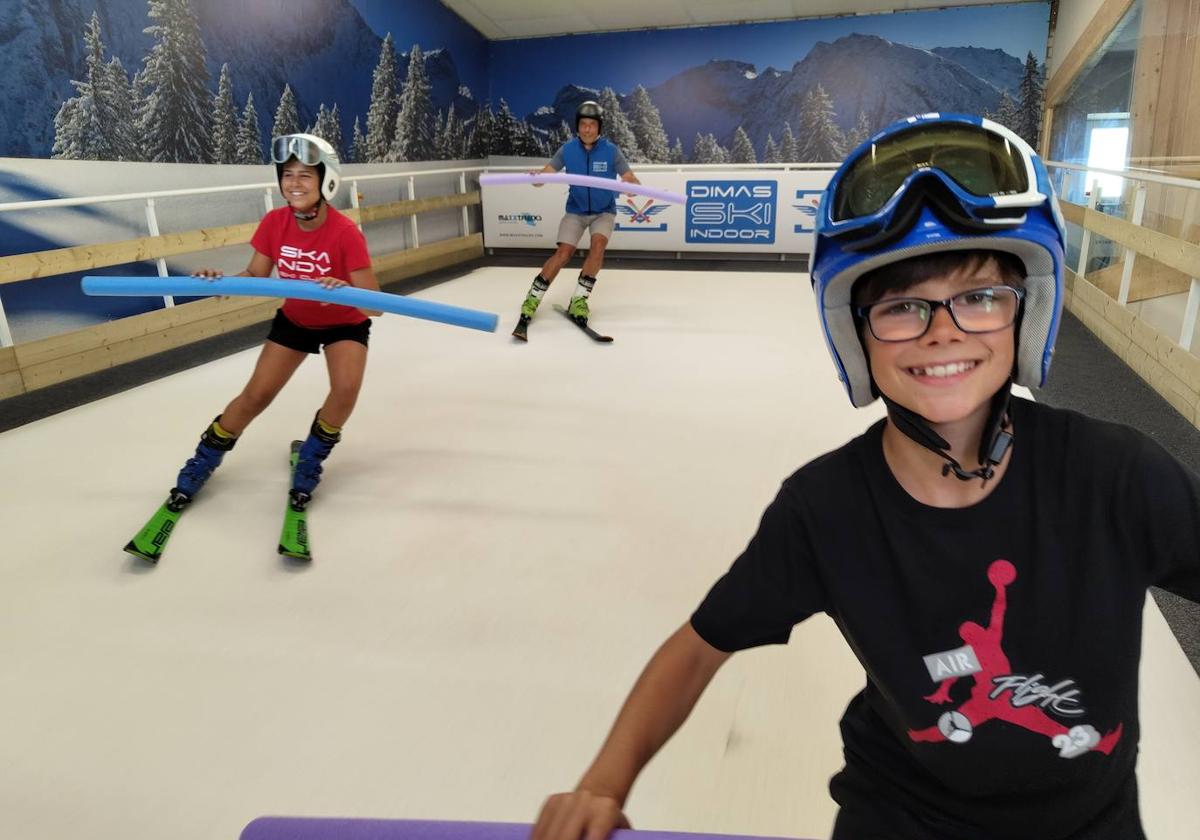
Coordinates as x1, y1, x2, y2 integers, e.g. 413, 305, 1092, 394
271, 135, 325, 166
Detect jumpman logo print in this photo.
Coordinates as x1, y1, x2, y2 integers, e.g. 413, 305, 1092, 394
907, 559, 1124, 759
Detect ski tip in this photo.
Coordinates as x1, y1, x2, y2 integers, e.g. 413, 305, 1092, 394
290, 440, 303, 454
278, 544, 312, 562
123, 541, 160, 564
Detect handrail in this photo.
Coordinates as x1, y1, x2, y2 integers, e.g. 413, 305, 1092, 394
0, 163, 488, 213
0, 160, 838, 215
1046, 160, 1200, 192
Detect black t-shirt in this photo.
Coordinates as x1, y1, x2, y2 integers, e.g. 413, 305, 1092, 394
692, 397, 1200, 840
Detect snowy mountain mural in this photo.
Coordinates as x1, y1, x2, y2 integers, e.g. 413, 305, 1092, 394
496, 2, 1049, 163
4, 0, 1048, 164
2, 0, 486, 160
521, 35, 1041, 163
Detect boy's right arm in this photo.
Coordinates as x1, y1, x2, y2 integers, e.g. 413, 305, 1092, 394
531, 621, 732, 840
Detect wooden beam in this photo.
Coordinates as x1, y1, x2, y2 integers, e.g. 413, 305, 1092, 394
1045, 0, 1136, 107
9, 236, 484, 394
376, 237, 483, 287
0, 221, 261, 286
16, 300, 279, 392
372, 233, 482, 275
0, 346, 24, 400
12, 294, 273, 370
358, 191, 480, 224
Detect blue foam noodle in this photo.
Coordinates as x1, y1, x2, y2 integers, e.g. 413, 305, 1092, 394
81, 276, 498, 333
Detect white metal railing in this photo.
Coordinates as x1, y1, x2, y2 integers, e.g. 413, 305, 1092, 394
0, 163, 488, 348
1046, 159, 1200, 351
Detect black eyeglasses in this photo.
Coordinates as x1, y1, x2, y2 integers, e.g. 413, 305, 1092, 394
856, 285, 1024, 342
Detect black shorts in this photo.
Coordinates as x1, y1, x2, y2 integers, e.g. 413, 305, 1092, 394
266, 309, 371, 355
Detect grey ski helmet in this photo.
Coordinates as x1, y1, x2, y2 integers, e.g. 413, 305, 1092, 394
575, 101, 603, 133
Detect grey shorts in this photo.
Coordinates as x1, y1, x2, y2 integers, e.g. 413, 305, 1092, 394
557, 212, 616, 246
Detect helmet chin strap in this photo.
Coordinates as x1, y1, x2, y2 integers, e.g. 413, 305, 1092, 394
292, 196, 322, 221
879, 381, 1014, 485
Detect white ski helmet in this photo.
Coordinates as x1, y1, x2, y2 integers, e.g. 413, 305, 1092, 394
271, 133, 341, 202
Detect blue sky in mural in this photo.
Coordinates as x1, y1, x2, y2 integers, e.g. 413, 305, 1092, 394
350, 0, 488, 96
490, 2, 1050, 114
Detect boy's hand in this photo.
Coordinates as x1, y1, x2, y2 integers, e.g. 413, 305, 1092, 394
313, 277, 348, 290
531, 789, 630, 840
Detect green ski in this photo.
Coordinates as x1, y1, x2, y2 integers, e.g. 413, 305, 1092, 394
124, 492, 190, 563
278, 440, 312, 561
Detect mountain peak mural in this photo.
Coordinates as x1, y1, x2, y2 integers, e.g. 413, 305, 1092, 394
3, 0, 1048, 164
3, 0, 485, 160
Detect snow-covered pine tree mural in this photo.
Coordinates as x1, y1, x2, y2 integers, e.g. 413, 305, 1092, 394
140, 0, 212, 163
349, 117, 367, 164
627, 86, 670, 163
994, 91, 1019, 134
796, 84, 844, 163
730, 126, 756, 164
491, 100, 521, 156
364, 33, 399, 163
106, 57, 141, 161
597, 87, 643, 162
312, 104, 344, 158
466, 103, 494, 158
763, 134, 780, 163
389, 44, 436, 162
236, 92, 262, 164
779, 123, 799, 163
272, 84, 300, 140
692, 133, 729, 165
210, 63, 238, 165
439, 105, 466, 160
669, 137, 685, 164
1016, 51, 1044, 147
52, 13, 132, 162
844, 111, 873, 151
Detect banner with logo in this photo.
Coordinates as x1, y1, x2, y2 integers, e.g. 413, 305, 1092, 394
481, 169, 833, 254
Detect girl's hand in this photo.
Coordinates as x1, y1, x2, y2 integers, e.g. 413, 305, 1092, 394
314, 277, 348, 290
192, 269, 231, 300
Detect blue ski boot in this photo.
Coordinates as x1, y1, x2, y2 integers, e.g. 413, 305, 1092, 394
289, 414, 341, 509
173, 418, 238, 500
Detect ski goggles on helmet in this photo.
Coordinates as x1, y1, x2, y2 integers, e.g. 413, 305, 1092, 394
271, 134, 326, 166
822, 114, 1049, 252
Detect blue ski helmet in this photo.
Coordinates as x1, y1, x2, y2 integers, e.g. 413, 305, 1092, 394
810, 113, 1065, 407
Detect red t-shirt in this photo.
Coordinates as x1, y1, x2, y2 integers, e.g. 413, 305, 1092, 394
249, 205, 372, 328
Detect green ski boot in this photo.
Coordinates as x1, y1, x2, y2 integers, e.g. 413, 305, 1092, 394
566, 295, 590, 324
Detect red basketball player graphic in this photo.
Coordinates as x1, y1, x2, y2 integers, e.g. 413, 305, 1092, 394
908, 559, 1123, 759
